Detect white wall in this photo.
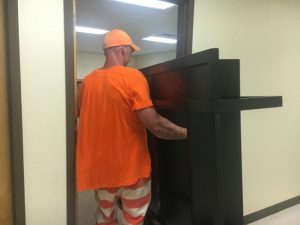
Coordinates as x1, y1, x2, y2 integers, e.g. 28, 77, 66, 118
18, 0, 67, 224
134, 50, 176, 69
193, 0, 300, 215
77, 50, 176, 79
77, 51, 139, 79
77, 51, 106, 79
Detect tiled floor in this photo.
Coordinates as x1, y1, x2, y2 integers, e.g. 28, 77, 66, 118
77, 192, 300, 225
78, 190, 97, 225
249, 204, 300, 225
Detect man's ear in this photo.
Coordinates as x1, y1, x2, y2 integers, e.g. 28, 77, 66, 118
121, 46, 126, 55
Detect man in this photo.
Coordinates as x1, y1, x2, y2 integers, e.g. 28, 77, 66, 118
77, 29, 187, 225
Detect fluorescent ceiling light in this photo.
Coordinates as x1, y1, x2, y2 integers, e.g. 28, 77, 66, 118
112, 0, 175, 9
143, 36, 177, 44
76, 26, 108, 35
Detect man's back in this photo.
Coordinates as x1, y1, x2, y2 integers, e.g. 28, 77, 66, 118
76, 65, 153, 191
77, 29, 186, 225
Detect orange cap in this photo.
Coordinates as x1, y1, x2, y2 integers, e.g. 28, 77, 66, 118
103, 29, 141, 52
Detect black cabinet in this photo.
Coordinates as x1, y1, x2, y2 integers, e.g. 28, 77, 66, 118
141, 49, 282, 225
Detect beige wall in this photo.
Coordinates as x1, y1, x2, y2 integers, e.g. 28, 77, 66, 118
0, 0, 13, 224
77, 50, 176, 79
18, 0, 67, 224
193, 0, 300, 215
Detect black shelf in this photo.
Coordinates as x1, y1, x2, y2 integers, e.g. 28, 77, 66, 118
141, 48, 282, 225
152, 96, 282, 112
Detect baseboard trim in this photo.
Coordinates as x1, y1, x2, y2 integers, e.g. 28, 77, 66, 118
244, 195, 300, 224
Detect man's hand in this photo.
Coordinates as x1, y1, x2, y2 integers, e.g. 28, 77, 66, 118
136, 107, 187, 140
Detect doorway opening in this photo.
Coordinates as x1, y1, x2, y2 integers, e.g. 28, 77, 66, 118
64, 0, 194, 224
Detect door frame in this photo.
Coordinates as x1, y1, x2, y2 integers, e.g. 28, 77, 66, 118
64, 0, 76, 225
5, 0, 26, 224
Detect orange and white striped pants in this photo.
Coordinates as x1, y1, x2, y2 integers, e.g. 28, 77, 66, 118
95, 178, 151, 225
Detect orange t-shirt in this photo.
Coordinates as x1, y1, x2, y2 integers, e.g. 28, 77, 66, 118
76, 65, 153, 191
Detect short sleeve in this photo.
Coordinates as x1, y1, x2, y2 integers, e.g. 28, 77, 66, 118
130, 70, 153, 111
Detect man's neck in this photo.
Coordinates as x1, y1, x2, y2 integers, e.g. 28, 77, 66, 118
102, 55, 125, 69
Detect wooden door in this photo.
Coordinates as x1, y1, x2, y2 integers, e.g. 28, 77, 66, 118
0, 0, 13, 224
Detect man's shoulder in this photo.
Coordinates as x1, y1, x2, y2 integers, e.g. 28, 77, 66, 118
81, 73, 92, 84
82, 68, 101, 81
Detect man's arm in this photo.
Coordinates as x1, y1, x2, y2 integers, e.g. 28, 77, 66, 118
136, 107, 187, 140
